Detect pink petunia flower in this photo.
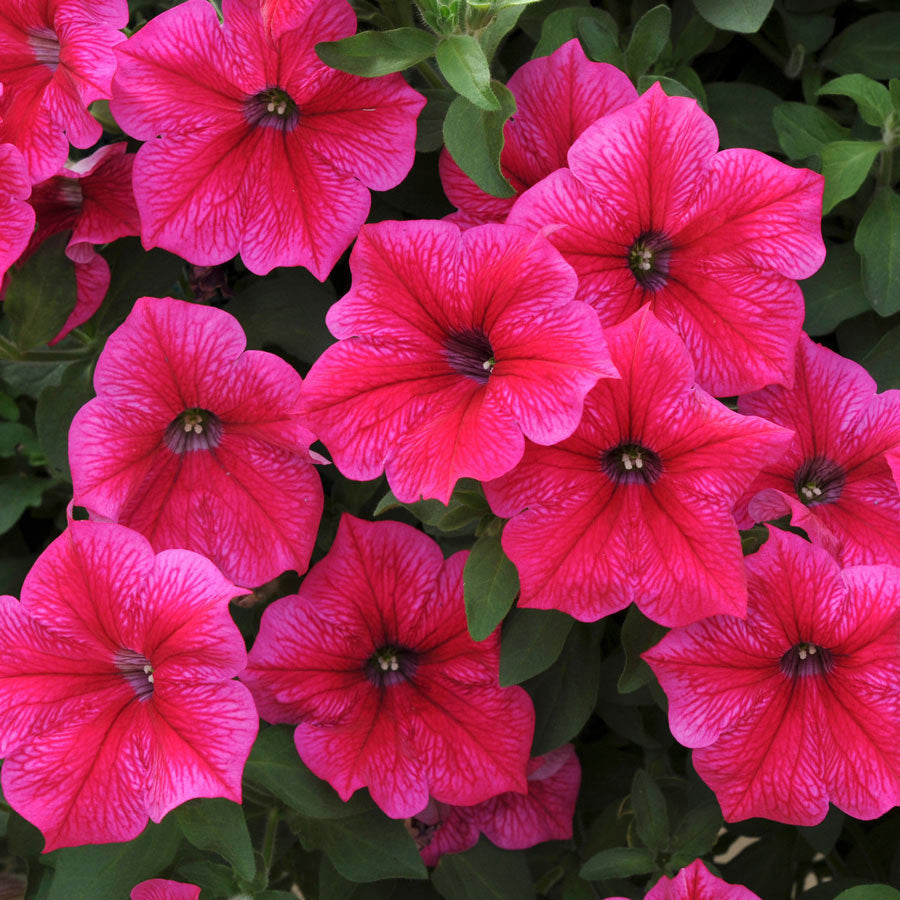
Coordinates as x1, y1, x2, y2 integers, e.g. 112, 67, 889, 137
605, 859, 761, 900
69, 296, 323, 588
736, 333, 900, 566
439, 39, 637, 227
109, 0, 424, 278
508, 83, 825, 396
0, 142, 34, 278
0, 521, 258, 851
241, 514, 535, 819
411, 744, 580, 866
300, 219, 617, 504
644, 527, 900, 825
131, 880, 200, 900
0, 0, 127, 183
484, 307, 792, 627
10, 142, 140, 343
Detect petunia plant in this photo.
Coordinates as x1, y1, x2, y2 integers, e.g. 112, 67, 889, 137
3, 1, 900, 899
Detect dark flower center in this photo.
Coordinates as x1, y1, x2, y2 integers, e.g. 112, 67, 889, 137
245, 87, 299, 131
365, 645, 418, 687
444, 329, 495, 384
114, 648, 155, 701
780, 641, 834, 678
164, 407, 223, 453
27, 26, 60, 69
602, 442, 663, 485
58, 178, 83, 208
794, 456, 845, 506
627, 231, 672, 291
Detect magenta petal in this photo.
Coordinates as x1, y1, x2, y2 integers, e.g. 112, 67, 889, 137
0, 144, 35, 278
132, 880, 201, 900
646, 859, 762, 900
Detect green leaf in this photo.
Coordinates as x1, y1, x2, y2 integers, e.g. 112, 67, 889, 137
4, 233, 77, 351
891, 78, 900, 114
637, 74, 696, 100
44, 818, 182, 900
478, 6, 526, 62
244, 725, 365, 819
834, 889, 900, 900
417, 88, 454, 152
526, 622, 602, 755
315, 28, 439, 77
625, 4, 671, 79
692, 0, 774, 33
374, 479, 488, 532
855, 188, 900, 314
580, 847, 656, 880
779, 9, 834, 54
436, 35, 498, 111
0, 422, 39, 458
862, 324, 900, 391
618, 605, 667, 693
0, 474, 49, 535
443, 81, 516, 198
822, 12, 900, 81
819, 74, 894, 128
319, 856, 358, 900
669, 804, 723, 866
298, 809, 427, 882
821, 140, 882, 213
464, 533, 519, 641
175, 798, 256, 882
673, 14, 716, 64
798, 806, 844, 855
533, 8, 618, 59
35, 357, 95, 482
432, 839, 535, 900
578, 17, 623, 68
772, 102, 848, 160
499, 607, 574, 685
631, 770, 669, 853
802, 241, 869, 335
707, 82, 780, 153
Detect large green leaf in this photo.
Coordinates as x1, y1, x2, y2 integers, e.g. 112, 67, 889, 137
692, 0, 774, 33
631, 770, 669, 853
822, 12, 900, 80
707, 82, 780, 152
175, 798, 256, 882
436, 35, 498, 110
499, 607, 574, 685
802, 241, 868, 335
315, 28, 439, 77
432, 839, 535, 900
821, 140, 882, 212
464, 533, 519, 641
834, 889, 900, 900
0, 474, 50, 535
819, 74, 893, 128
855, 188, 900, 315
580, 847, 656, 880
624, 5, 671, 79
532, 7, 618, 59
772, 103, 848, 160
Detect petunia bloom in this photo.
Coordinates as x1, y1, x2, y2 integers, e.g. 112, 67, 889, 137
0, 521, 258, 851
301, 219, 617, 504
241, 514, 535, 819
10, 142, 140, 342
0, 0, 127, 182
605, 859, 761, 900
0, 143, 34, 279
69, 296, 323, 588
411, 744, 580, 866
110, 0, 424, 278
131, 880, 200, 900
736, 333, 900, 566
644, 527, 900, 825
508, 83, 825, 395
439, 39, 637, 227
485, 307, 792, 627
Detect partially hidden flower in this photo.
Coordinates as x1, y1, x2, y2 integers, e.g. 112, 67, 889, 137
439, 39, 637, 227
131, 880, 200, 900
644, 527, 900, 825
0, 143, 34, 279
0, 521, 258, 851
9, 142, 140, 343
411, 744, 580, 866
508, 83, 825, 395
0, 0, 127, 182
485, 307, 792, 627
301, 219, 618, 504
69, 296, 324, 588
241, 514, 535, 818
110, 0, 424, 277
605, 859, 761, 900
736, 333, 900, 566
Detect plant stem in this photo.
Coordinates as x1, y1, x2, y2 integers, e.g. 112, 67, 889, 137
745, 33, 787, 72
261, 805, 280, 882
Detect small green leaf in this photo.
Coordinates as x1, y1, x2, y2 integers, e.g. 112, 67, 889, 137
669, 804, 723, 866
533, 8, 618, 59
464, 533, 519, 641
618, 604, 667, 693
433, 839, 535, 900
315, 28, 439, 77
417, 88, 454, 152
821, 140, 882, 213
819, 74, 893, 128
499, 607, 574, 686
4, 233, 77, 351
631, 770, 669, 853
35, 358, 95, 482
0, 474, 49, 535
175, 798, 256, 882
855, 188, 900, 314
374, 479, 488, 532
822, 12, 900, 81
673, 14, 716, 64
692, 0, 774, 33
772, 102, 849, 160
0, 422, 39, 458
580, 847, 656, 880
891, 78, 900, 114
802, 242, 869, 335
436, 34, 498, 111
637, 74, 696, 100
625, 4, 670, 79
478, 6, 526, 61
578, 17, 622, 68
834, 889, 900, 900
443, 80, 516, 198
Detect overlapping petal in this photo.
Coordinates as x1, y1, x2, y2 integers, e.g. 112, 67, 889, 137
0, 143, 35, 278
132, 880, 200, 900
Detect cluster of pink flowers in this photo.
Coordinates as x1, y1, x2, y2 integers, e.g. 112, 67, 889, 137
4, 0, 900, 895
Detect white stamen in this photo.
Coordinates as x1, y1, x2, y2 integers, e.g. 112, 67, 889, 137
147, 673, 154, 683
390, 660, 399, 671
266, 101, 276, 112
622, 454, 634, 471
192, 423, 203, 434
634, 457, 643, 469
808, 645, 817, 655
798, 648, 808, 660
639, 260, 651, 270
276, 102, 286, 115
143, 665, 152, 674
